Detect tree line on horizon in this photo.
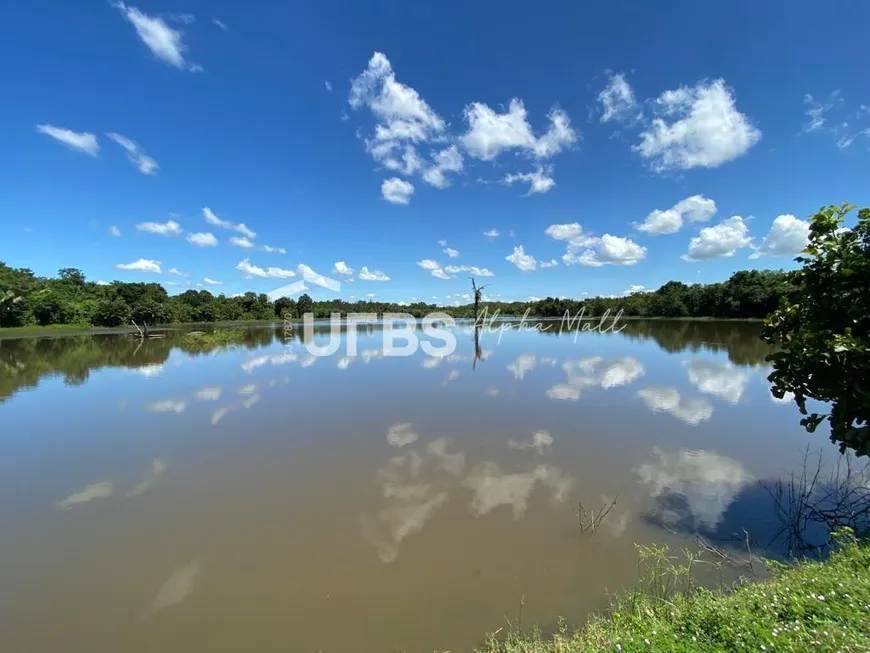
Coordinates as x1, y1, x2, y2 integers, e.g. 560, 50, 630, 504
0, 261, 798, 328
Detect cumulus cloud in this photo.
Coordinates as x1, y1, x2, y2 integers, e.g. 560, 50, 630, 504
598, 72, 640, 123
635, 79, 761, 171
684, 359, 751, 404
461, 100, 577, 161
36, 124, 99, 156
116, 259, 162, 273
750, 214, 809, 258
106, 132, 158, 175
202, 207, 256, 239
483, 229, 500, 239
636, 195, 717, 235
547, 357, 645, 401
235, 258, 297, 279
682, 216, 752, 261
350, 53, 465, 190
229, 236, 255, 249
359, 266, 390, 281
442, 245, 459, 258
333, 261, 354, 275
422, 145, 464, 189
636, 447, 753, 531
418, 259, 491, 279
186, 232, 217, 247
637, 387, 713, 425
381, 177, 414, 204
505, 246, 537, 271
261, 245, 286, 254
563, 234, 647, 267
136, 219, 182, 236
503, 164, 556, 195
114, 2, 200, 72
539, 259, 558, 268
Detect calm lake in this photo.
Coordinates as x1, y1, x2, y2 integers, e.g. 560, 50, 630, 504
0, 319, 831, 652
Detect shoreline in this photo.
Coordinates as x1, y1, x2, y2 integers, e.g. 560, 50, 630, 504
0, 315, 763, 340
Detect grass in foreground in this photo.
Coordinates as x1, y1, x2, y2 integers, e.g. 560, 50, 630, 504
476, 533, 870, 652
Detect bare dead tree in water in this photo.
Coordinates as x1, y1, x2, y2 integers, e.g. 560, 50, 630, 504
762, 447, 870, 557
578, 495, 619, 537
470, 277, 489, 369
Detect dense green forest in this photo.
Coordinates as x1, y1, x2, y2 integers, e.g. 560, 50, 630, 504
0, 261, 797, 328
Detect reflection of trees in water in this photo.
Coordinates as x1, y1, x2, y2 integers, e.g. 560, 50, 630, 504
533, 318, 773, 366
0, 327, 284, 403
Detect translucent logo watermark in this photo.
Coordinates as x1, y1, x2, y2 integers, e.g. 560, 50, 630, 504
286, 312, 457, 357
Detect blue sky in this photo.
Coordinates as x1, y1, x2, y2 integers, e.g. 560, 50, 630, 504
2, 0, 869, 304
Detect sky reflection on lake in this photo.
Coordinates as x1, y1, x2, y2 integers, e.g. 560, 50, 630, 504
0, 321, 832, 652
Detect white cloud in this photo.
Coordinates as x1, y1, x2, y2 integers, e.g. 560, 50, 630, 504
422, 145, 464, 189
560, 233, 647, 267
503, 164, 556, 195
443, 246, 459, 258
236, 258, 297, 279
196, 386, 222, 401
637, 387, 713, 425
36, 124, 99, 156
136, 219, 182, 236
624, 284, 647, 295
418, 259, 448, 279
750, 214, 809, 258
203, 277, 222, 286
636, 194, 717, 235
598, 72, 639, 123
106, 132, 158, 175
110, 225, 121, 237
212, 18, 227, 30
186, 232, 217, 247
381, 177, 414, 205
483, 228, 500, 239
635, 79, 761, 171
261, 245, 286, 254
350, 52, 459, 188
333, 261, 354, 275
636, 447, 753, 530
547, 357, 645, 401
682, 216, 752, 261
802, 91, 840, 133
116, 258, 162, 273
359, 266, 390, 281
505, 246, 537, 272
443, 264, 494, 277
539, 259, 558, 268
324, 80, 333, 92
57, 481, 113, 510
365, 292, 376, 298
684, 359, 751, 404
96, 280, 110, 286
297, 263, 341, 292
202, 207, 256, 239
168, 268, 185, 276
114, 2, 200, 72
508, 354, 537, 380
461, 100, 577, 161
229, 236, 255, 248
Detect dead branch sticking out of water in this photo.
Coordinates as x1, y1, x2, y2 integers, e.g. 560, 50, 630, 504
762, 446, 870, 557
471, 277, 489, 370
695, 529, 757, 573
578, 496, 618, 537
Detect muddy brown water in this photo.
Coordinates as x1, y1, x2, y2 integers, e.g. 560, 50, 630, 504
0, 320, 828, 652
